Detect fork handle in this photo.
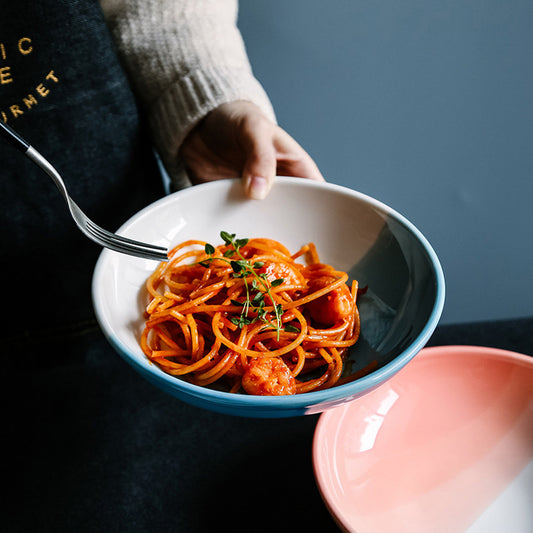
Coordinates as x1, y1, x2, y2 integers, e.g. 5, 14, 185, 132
0, 121, 30, 153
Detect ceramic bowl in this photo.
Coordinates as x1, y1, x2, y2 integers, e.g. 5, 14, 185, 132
313, 345, 533, 532
92, 177, 445, 417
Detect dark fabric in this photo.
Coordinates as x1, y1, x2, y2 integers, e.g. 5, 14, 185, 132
0, 0, 164, 345
3, 317, 532, 532
427, 315, 533, 355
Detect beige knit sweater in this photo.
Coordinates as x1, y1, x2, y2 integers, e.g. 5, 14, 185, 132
100, 0, 276, 189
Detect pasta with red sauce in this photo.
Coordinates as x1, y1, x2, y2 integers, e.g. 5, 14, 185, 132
141, 232, 361, 395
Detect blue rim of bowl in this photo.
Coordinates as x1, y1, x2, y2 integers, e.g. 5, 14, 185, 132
92, 177, 445, 408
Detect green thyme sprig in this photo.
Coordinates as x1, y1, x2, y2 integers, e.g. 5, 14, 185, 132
199, 231, 290, 339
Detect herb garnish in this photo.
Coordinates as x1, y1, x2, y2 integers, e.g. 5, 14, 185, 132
199, 231, 289, 339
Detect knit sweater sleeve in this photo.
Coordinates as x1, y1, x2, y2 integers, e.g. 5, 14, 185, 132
99, 0, 276, 186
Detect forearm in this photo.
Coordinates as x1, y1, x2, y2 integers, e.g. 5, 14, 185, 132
100, 0, 275, 179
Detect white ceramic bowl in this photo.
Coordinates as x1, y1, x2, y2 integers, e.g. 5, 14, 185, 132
92, 177, 445, 417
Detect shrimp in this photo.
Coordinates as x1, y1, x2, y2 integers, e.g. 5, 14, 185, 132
242, 357, 296, 396
257, 261, 300, 286
305, 276, 353, 326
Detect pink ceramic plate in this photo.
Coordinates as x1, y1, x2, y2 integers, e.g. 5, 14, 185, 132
313, 346, 533, 532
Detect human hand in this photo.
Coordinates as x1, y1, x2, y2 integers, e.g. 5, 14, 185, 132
180, 101, 324, 199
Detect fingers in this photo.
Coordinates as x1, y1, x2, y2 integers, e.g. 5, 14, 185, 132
273, 129, 325, 183
241, 117, 277, 200
240, 116, 325, 200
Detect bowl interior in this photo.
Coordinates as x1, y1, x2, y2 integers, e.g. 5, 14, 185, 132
92, 177, 444, 415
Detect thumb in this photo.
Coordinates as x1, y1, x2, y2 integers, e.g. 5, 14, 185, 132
241, 124, 277, 200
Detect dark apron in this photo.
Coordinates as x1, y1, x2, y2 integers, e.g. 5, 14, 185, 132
0, 1, 165, 346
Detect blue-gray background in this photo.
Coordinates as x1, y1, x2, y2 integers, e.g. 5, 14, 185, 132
238, 0, 533, 325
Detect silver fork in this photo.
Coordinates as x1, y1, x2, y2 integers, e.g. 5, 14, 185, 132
0, 121, 168, 262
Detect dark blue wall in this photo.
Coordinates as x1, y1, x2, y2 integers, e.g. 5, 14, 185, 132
238, 0, 533, 325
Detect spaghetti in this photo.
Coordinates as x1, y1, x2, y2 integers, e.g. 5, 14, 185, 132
141, 232, 361, 395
